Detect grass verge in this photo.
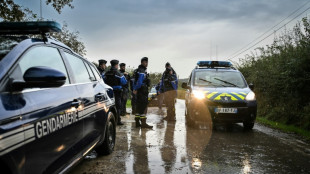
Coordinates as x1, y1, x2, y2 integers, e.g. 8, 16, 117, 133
256, 117, 310, 140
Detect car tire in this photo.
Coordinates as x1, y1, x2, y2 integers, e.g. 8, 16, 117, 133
243, 121, 254, 130
96, 112, 116, 155
186, 107, 195, 127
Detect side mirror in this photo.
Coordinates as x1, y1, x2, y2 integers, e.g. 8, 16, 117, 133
249, 83, 254, 90
182, 82, 189, 89
11, 66, 66, 91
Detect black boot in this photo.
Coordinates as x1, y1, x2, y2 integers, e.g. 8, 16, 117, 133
135, 117, 141, 128
141, 118, 153, 129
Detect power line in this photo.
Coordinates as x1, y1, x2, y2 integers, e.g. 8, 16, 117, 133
230, 6, 310, 60
228, 0, 310, 60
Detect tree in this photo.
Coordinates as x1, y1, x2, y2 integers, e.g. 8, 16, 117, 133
45, 0, 74, 14
0, 0, 86, 56
51, 22, 86, 56
0, 0, 73, 21
0, 0, 37, 21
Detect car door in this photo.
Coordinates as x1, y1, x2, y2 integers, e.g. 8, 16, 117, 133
85, 62, 109, 138
0, 89, 25, 174
8, 45, 84, 174
63, 53, 106, 149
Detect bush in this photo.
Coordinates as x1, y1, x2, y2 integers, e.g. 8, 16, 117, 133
238, 17, 310, 130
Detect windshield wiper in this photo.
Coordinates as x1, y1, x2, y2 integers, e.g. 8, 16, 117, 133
199, 78, 225, 87
199, 78, 213, 83
214, 78, 239, 87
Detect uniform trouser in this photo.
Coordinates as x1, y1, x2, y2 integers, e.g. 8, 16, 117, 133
121, 88, 129, 115
158, 93, 164, 109
136, 88, 148, 119
114, 90, 122, 123
164, 90, 176, 119
131, 92, 137, 114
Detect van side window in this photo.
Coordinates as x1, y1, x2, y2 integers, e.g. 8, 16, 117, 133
65, 53, 92, 83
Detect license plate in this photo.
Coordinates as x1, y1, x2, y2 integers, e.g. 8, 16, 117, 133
215, 108, 238, 114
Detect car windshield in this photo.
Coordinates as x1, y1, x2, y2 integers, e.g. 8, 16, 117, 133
194, 70, 247, 88
150, 87, 157, 93
0, 36, 24, 62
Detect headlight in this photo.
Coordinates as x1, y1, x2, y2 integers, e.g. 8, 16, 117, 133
192, 90, 205, 99
245, 91, 256, 101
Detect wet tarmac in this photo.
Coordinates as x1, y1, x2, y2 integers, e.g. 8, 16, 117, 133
70, 100, 310, 174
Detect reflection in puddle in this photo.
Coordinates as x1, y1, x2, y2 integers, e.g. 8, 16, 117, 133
191, 157, 202, 169
84, 150, 97, 159
242, 155, 251, 174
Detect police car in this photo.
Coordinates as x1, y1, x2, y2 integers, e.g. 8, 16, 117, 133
0, 21, 117, 174
147, 86, 158, 106
182, 61, 257, 130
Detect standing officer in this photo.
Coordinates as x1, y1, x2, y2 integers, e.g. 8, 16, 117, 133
133, 57, 153, 128
159, 66, 178, 121
165, 62, 177, 76
119, 63, 131, 116
105, 60, 127, 125
97, 59, 107, 78
130, 72, 137, 115
156, 80, 164, 111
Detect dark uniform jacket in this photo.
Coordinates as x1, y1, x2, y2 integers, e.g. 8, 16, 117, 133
159, 68, 178, 92
105, 67, 127, 91
133, 65, 150, 93
120, 69, 131, 89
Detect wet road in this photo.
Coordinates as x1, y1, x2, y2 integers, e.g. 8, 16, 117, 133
70, 100, 310, 174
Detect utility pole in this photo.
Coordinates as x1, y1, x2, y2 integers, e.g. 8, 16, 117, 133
40, 0, 43, 20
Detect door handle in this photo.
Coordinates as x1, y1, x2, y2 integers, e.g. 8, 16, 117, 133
95, 93, 106, 101
71, 100, 82, 108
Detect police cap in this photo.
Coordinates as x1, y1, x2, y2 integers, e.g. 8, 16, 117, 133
99, 59, 107, 65
141, 57, 148, 63
110, 59, 119, 66
165, 62, 171, 67
120, 63, 126, 67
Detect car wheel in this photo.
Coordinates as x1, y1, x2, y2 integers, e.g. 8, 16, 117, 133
243, 121, 254, 130
186, 107, 195, 127
96, 112, 116, 155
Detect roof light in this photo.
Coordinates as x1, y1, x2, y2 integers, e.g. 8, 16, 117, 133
197, 61, 232, 68
0, 21, 61, 35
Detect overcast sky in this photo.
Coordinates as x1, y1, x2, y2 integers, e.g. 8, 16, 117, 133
17, 0, 309, 78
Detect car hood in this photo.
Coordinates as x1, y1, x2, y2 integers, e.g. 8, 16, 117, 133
192, 87, 251, 102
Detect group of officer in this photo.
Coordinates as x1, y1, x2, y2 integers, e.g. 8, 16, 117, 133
97, 57, 178, 129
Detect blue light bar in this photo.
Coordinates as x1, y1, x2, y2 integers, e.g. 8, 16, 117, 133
197, 61, 232, 67
0, 21, 61, 35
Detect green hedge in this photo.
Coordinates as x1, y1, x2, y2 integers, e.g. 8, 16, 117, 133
238, 17, 310, 130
